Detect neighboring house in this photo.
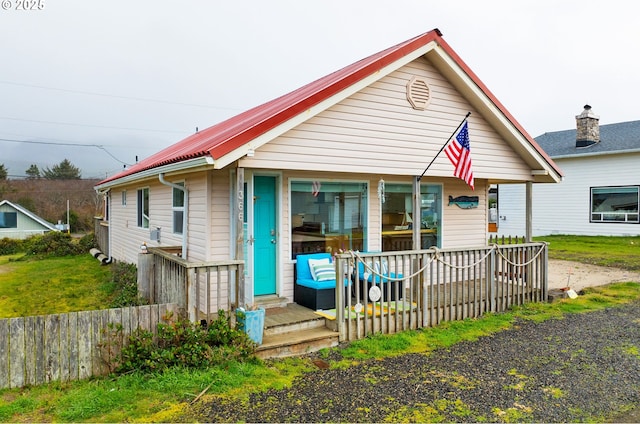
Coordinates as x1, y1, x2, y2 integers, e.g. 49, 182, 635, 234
0, 200, 57, 239
497, 105, 640, 237
95, 29, 561, 307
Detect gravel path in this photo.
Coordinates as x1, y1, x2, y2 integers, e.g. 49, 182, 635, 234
200, 301, 640, 423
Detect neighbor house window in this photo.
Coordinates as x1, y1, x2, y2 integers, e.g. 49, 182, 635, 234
290, 180, 367, 258
172, 182, 185, 234
121, 190, 127, 206
137, 188, 149, 228
0, 211, 17, 228
381, 183, 442, 251
591, 186, 639, 223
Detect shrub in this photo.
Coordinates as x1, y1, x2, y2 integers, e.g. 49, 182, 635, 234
0, 237, 23, 255
109, 262, 147, 308
114, 310, 256, 374
77, 232, 98, 252
24, 232, 81, 257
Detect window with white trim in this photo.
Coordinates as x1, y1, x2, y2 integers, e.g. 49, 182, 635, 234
0, 212, 17, 228
137, 188, 149, 228
290, 180, 367, 258
121, 190, 127, 206
590, 186, 639, 223
172, 182, 185, 234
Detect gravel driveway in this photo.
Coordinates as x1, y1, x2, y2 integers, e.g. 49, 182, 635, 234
200, 300, 640, 423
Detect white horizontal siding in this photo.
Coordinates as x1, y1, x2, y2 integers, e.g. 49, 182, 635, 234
241, 56, 532, 182
498, 153, 640, 237
210, 170, 231, 260
533, 154, 640, 236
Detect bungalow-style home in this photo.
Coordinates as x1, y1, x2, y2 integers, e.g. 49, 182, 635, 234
0, 199, 57, 239
497, 105, 640, 237
95, 28, 562, 310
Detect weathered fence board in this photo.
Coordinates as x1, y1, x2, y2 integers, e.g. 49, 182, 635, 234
0, 303, 180, 390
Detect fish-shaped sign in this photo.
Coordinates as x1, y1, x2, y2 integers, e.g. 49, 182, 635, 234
448, 195, 479, 209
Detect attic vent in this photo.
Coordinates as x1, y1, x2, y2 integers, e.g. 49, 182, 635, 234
406, 76, 431, 110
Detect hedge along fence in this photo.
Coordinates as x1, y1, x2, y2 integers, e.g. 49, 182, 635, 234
0, 303, 180, 389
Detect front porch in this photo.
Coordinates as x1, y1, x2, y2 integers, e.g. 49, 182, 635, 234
138, 242, 548, 359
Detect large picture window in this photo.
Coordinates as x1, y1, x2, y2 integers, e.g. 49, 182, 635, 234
137, 188, 149, 228
381, 183, 442, 251
0, 212, 17, 228
591, 186, 639, 223
290, 180, 367, 258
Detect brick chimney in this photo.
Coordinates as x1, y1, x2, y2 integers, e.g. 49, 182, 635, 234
575, 104, 600, 147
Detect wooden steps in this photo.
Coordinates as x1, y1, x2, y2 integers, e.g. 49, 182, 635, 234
254, 303, 339, 359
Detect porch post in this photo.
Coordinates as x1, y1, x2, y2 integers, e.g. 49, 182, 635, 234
412, 177, 421, 250
236, 167, 246, 308
525, 181, 533, 242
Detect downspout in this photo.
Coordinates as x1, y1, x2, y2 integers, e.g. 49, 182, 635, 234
159, 173, 189, 258
96, 188, 113, 264
107, 190, 113, 263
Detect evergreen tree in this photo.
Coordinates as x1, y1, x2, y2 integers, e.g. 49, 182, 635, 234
0, 164, 7, 180
42, 159, 82, 180
25, 164, 41, 179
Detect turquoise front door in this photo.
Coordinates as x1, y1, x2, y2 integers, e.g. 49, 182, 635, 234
254, 176, 277, 296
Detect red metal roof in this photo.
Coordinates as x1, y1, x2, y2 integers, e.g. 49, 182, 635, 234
97, 28, 561, 186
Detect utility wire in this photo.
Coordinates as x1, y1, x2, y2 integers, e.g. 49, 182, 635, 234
0, 116, 186, 134
0, 137, 132, 166
0, 80, 242, 111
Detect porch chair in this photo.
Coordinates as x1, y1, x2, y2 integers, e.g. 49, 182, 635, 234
294, 253, 348, 310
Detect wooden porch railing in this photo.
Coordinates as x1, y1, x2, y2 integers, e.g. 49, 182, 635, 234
335, 242, 548, 341
139, 247, 244, 323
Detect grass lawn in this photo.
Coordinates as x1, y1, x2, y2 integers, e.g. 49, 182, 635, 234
0, 254, 114, 318
535, 234, 640, 270
1, 235, 640, 422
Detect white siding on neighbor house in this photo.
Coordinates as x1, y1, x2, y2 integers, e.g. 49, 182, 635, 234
498, 153, 640, 237
533, 154, 640, 236
239, 57, 533, 184
0, 203, 52, 239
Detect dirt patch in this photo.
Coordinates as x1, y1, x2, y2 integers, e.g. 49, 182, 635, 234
548, 259, 640, 292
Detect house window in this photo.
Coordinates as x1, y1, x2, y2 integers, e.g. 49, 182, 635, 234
290, 180, 367, 258
121, 190, 127, 206
0, 212, 17, 228
172, 183, 185, 234
590, 186, 639, 223
381, 184, 441, 251
137, 188, 149, 228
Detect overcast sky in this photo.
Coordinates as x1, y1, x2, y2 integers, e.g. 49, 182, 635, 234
1, 0, 638, 179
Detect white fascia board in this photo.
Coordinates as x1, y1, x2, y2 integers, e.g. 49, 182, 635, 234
551, 148, 640, 160
212, 42, 440, 170
94, 156, 214, 191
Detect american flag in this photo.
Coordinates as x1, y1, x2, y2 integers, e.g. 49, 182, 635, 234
311, 181, 321, 197
444, 120, 474, 190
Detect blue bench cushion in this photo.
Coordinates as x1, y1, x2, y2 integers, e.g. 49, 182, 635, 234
296, 277, 337, 290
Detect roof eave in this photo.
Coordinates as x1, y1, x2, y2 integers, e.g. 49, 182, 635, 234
94, 156, 215, 191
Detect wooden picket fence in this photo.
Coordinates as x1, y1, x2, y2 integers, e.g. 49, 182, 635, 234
0, 303, 180, 390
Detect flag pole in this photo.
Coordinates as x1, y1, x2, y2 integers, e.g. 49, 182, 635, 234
417, 111, 471, 181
